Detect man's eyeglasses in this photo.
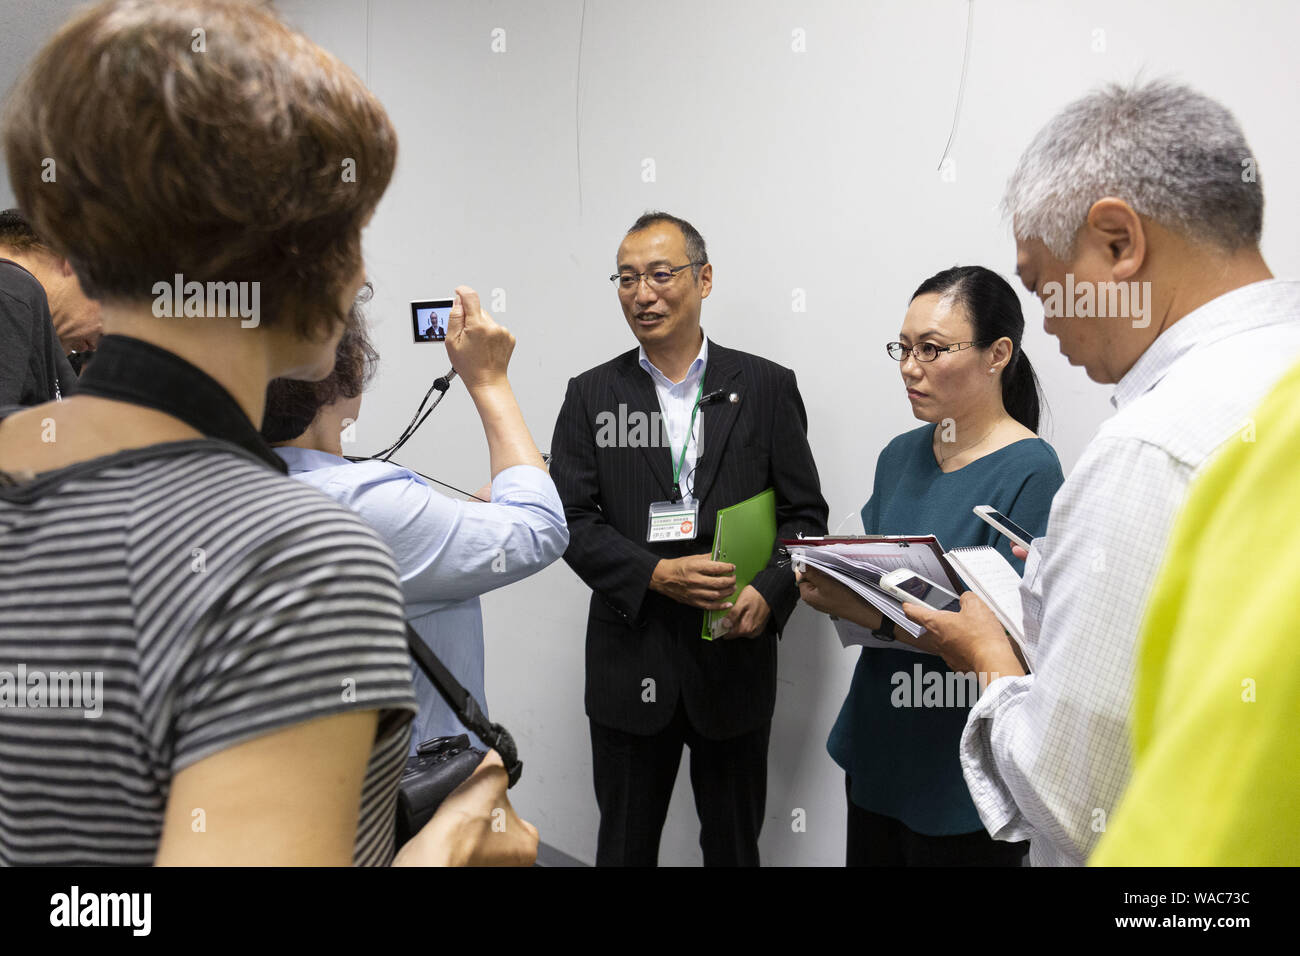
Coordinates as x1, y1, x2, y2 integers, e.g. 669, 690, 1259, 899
886, 341, 979, 363
609, 262, 702, 292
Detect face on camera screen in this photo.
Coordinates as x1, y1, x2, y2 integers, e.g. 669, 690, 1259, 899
411, 299, 453, 342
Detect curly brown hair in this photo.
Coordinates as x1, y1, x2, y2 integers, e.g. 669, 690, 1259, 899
0, 208, 48, 254
2, 0, 396, 340
261, 285, 380, 443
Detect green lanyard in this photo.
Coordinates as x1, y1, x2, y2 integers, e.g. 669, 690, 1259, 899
669, 376, 706, 496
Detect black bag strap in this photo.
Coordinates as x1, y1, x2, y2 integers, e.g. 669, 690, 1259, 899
404, 623, 522, 788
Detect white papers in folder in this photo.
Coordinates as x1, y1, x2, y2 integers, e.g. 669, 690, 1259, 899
791, 556, 923, 638
789, 539, 959, 642
832, 617, 933, 655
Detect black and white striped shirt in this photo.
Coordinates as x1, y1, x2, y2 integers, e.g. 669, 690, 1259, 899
0, 439, 416, 865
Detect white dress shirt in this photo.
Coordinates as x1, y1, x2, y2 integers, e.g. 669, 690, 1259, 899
960, 278, 1300, 866
639, 334, 709, 503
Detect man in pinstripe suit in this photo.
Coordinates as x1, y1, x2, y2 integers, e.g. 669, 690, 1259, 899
550, 212, 828, 866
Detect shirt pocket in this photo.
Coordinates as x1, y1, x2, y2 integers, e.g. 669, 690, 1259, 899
1017, 537, 1047, 658
1021, 537, 1046, 591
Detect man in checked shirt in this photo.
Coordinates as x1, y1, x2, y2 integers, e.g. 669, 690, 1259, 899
899, 79, 1300, 865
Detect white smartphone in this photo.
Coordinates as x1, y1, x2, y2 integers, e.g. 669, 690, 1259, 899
879, 568, 962, 613
973, 505, 1033, 551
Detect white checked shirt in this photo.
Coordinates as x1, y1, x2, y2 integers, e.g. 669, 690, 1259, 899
960, 279, 1300, 866
639, 334, 708, 503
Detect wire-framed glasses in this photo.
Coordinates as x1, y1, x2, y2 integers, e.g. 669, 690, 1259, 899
886, 341, 979, 363
609, 262, 702, 292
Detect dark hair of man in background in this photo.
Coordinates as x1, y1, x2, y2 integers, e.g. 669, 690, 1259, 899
0, 210, 76, 405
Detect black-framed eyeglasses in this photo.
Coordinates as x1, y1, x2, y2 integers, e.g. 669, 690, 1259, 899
886, 341, 980, 363
609, 262, 702, 292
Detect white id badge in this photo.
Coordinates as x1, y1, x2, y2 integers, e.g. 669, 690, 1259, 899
647, 500, 699, 543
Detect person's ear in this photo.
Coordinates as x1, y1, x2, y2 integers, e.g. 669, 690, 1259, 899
59, 257, 76, 278
988, 336, 1014, 374
698, 262, 712, 300
1083, 198, 1145, 281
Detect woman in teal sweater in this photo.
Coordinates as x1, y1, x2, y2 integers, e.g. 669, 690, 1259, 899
800, 265, 1063, 866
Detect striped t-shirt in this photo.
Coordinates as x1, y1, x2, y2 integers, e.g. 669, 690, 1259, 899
0, 439, 417, 865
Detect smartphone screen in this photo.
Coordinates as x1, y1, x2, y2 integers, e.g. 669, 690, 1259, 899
890, 572, 961, 612
411, 298, 454, 343
978, 507, 1034, 545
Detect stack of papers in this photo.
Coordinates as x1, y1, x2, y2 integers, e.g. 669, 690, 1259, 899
786, 537, 1029, 662
785, 537, 962, 642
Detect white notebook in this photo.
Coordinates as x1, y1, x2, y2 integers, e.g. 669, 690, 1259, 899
944, 545, 1027, 654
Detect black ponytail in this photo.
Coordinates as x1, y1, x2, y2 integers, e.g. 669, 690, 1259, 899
910, 265, 1045, 433
1000, 347, 1041, 434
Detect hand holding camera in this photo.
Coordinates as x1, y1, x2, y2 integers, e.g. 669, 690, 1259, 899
394, 749, 539, 866
445, 285, 516, 391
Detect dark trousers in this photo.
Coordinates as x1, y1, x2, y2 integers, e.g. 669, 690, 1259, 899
845, 776, 1028, 866
589, 700, 770, 867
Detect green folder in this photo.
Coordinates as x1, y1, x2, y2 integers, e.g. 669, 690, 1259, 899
702, 487, 777, 640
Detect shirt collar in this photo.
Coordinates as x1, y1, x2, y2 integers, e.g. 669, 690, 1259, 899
273, 445, 350, 473
1112, 278, 1300, 410
638, 333, 708, 388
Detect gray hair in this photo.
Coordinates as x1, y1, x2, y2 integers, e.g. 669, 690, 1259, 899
1003, 79, 1262, 260
626, 210, 708, 277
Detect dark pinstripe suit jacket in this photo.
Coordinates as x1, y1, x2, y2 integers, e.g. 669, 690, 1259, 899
550, 339, 828, 739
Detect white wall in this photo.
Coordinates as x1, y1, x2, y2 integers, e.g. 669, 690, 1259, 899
6, 0, 1299, 865
0, 1, 90, 211
274, 0, 1300, 867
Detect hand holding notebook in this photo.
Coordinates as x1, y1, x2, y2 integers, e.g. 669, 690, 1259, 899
785, 535, 1031, 665
704, 488, 777, 640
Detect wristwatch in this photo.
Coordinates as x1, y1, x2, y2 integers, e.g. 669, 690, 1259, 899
871, 617, 896, 642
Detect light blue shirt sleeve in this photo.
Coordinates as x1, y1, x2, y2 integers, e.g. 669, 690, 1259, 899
276, 448, 569, 610
339, 462, 568, 608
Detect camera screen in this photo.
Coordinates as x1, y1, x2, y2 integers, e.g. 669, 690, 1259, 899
411, 298, 454, 343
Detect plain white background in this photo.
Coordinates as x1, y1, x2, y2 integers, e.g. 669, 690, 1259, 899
4, 0, 1298, 865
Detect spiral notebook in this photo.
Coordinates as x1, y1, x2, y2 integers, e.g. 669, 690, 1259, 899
943, 545, 1027, 651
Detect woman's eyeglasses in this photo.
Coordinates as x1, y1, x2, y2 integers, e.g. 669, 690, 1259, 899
885, 341, 979, 363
